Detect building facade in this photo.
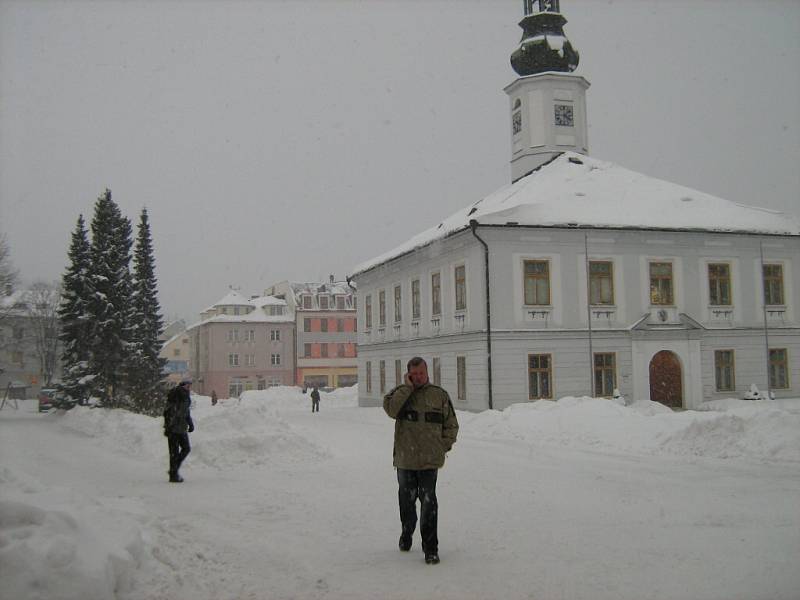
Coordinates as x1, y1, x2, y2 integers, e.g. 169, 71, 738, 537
0, 288, 62, 399
160, 329, 191, 387
188, 290, 295, 397
264, 279, 358, 389
350, 2, 800, 412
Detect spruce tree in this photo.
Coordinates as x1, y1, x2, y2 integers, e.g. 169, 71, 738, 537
124, 208, 167, 414
86, 189, 133, 406
58, 215, 94, 401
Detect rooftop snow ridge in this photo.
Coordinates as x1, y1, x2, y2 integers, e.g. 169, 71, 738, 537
350, 152, 800, 277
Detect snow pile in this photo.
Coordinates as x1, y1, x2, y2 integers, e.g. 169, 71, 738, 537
237, 384, 359, 410
460, 395, 800, 461
658, 405, 800, 460
0, 468, 146, 600
56, 387, 357, 471
189, 396, 330, 469
58, 406, 164, 462
698, 397, 800, 414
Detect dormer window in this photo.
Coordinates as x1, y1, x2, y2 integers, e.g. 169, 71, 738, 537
336, 295, 346, 310
319, 295, 330, 310
302, 295, 312, 309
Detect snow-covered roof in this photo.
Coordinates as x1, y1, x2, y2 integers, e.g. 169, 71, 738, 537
200, 312, 293, 325
288, 281, 352, 297
196, 291, 289, 325
0, 288, 61, 314
250, 295, 287, 308
210, 290, 251, 308
186, 311, 293, 331
351, 152, 800, 276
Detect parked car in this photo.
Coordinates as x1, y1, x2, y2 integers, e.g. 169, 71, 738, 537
38, 388, 57, 412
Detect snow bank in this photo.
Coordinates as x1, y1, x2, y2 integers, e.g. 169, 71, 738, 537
189, 396, 330, 469
46, 389, 800, 469
56, 387, 359, 471
58, 406, 164, 462
236, 384, 359, 410
660, 404, 800, 460
460, 395, 800, 462
186, 387, 356, 468
0, 468, 145, 600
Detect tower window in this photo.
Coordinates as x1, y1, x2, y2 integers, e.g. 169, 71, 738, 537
512, 111, 522, 136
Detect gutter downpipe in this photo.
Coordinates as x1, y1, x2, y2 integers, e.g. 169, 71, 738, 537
346, 274, 358, 391
758, 240, 772, 399
584, 232, 594, 396
469, 220, 493, 411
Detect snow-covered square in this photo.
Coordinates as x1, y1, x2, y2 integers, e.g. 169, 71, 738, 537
2, 387, 798, 600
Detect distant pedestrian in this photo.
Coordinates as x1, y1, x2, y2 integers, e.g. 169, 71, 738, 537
163, 380, 194, 483
311, 386, 321, 412
211, 390, 218, 406
384, 357, 458, 565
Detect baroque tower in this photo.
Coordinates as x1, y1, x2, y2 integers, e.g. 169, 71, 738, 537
505, 0, 589, 182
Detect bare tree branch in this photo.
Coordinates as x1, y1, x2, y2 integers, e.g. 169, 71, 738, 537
0, 233, 20, 325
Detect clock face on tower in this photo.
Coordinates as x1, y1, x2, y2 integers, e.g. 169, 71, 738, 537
554, 104, 574, 127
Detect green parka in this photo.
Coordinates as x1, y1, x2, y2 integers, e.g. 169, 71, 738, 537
383, 382, 459, 470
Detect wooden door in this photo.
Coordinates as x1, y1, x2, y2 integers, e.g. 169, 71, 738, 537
649, 350, 683, 409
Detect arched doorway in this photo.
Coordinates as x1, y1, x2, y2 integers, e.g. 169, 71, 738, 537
649, 351, 683, 409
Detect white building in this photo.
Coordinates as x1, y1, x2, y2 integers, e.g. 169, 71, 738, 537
349, 1, 800, 411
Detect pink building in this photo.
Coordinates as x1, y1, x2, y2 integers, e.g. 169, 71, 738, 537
188, 290, 295, 397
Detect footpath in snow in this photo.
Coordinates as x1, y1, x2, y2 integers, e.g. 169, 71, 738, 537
1, 386, 798, 600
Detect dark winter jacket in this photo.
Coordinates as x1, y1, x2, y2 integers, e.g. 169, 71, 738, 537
310, 388, 321, 402
383, 382, 458, 470
164, 385, 194, 435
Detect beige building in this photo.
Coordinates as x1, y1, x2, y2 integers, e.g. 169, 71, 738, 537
188, 290, 295, 397
160, 328, 191, 387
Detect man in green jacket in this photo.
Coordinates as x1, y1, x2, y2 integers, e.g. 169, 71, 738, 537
383, 356, 459, 565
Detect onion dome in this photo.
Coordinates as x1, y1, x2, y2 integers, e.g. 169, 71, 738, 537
511, 1, 579, 75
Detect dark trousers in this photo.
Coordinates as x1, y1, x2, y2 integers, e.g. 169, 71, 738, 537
312, 399, 319, 412
168, 433, 191, 474
397, 468, 438, 554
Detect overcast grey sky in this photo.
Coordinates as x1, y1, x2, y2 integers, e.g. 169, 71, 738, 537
1, 0, 798, 323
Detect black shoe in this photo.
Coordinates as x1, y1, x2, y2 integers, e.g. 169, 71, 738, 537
425, 553, 440, 565
168, 471, 184, 483
399, 536, 412, 552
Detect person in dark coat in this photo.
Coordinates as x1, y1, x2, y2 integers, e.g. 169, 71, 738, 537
164, 380, 194, 482
384, 357, 459, 565
310, 386, 321, 412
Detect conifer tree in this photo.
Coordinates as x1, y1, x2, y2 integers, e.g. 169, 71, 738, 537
86, 189, 133, 406
124, 208, 167, 414
58, 215, 94, 401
